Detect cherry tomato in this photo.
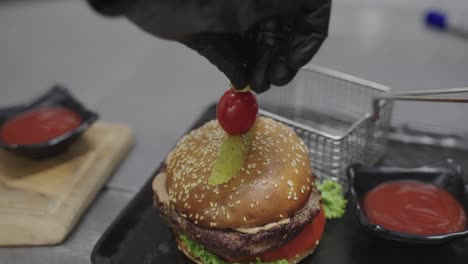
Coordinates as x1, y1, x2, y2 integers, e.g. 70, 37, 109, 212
216, 88, 258, 135
259, 206, 326, 262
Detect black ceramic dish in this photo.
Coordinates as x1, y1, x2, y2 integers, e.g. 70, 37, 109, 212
348, 159, 468, 244
92, 105, 468, 264
0, 85, 98, 158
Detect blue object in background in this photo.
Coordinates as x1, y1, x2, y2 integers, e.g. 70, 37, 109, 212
425, 10, 448, 30
425, 9, 468, 39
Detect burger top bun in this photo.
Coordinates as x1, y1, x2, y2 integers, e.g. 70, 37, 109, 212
165, 117, 314, 229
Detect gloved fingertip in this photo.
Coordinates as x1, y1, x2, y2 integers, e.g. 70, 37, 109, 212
268, 60, 297, 86
231, 70, 249, 90
88, 0, 131, 16
250, 76, 271, 93
248, 48, 273, 93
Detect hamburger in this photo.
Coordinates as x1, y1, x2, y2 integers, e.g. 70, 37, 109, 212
152, 117, 324, 263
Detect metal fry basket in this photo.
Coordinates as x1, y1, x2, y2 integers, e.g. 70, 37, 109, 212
258, 65, 393, 185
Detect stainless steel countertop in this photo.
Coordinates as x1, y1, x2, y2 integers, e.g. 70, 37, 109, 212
0, 0, 467, 263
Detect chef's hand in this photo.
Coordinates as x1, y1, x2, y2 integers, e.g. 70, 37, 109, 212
87, 0, 331, 93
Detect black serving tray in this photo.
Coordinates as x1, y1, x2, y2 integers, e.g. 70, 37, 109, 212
91, 104, 468, 264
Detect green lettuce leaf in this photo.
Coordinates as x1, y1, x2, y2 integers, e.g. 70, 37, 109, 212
317, 179, 347, 219
180, 234, 224, 264
179, 234, 287, 264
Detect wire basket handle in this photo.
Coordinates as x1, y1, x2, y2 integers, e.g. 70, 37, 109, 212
372, 87, 468, 119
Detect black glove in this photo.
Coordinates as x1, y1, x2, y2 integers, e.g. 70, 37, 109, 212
88, 0, 331, 93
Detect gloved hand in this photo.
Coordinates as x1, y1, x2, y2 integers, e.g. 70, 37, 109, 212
88, 0, 331, 93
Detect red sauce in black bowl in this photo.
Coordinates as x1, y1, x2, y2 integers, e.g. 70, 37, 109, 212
0, 106, 82, 145
363, 180, 467, 236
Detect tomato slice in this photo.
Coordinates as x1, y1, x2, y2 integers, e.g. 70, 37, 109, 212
259, 206, 326, 262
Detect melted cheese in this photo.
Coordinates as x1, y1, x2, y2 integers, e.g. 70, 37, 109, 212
234, 218, 291, 234
152, 172, 169, 205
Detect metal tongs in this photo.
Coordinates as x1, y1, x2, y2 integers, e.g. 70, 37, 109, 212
373, 87, 468, 119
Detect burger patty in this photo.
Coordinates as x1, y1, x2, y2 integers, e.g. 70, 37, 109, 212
154, 173, 321, 258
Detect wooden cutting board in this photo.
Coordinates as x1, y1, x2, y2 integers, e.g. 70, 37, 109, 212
0, 122, 134, 246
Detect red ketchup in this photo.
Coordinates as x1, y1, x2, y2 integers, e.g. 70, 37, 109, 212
0, 107, 82, 145
363, 180, 467, 236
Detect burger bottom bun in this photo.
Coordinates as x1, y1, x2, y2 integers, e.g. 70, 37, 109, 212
177, 237, 319, 264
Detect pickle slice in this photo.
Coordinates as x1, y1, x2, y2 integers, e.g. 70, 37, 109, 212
208, 130, 253, 185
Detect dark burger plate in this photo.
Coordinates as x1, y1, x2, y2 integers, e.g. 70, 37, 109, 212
91, 105, 468, 264
0, 85, 98, 158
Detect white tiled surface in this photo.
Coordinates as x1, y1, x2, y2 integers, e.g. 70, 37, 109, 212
0, 0, 467, 263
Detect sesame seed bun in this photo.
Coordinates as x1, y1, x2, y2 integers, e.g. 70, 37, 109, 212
164, 117, 314, 229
